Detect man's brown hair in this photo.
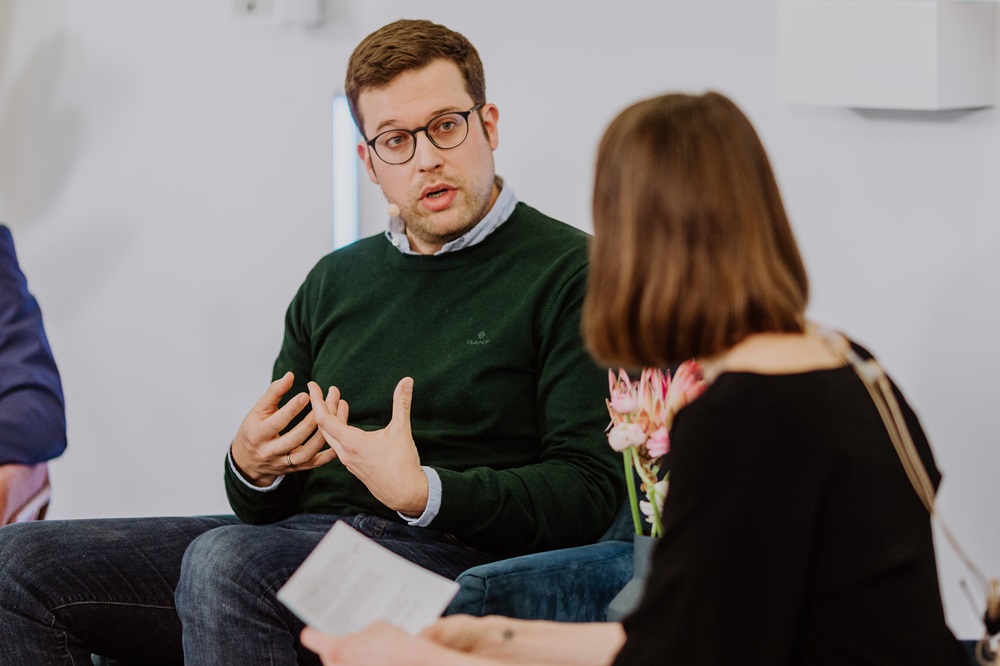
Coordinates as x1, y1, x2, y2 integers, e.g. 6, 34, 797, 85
583, 92, 809, 369
345, 19, 486, 136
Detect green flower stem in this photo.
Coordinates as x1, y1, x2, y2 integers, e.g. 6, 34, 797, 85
634, 462, 658, 494
631, 451, 663, 538
623, 448, 643, 535
647, 482, 664, 538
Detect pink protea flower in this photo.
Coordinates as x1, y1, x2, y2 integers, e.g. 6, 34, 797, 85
610, 391, 638, 414
608, 422, 648, 451
608, 369, 639, 414
605, 361, 707, 538
666, 360, 708, 419
647, 425, 670, 458
637, 367, 667, 419
639, 479, 669, 525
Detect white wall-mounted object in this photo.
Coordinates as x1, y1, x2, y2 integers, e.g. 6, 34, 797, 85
777, 0, 996, 110
232, 0, 325, 28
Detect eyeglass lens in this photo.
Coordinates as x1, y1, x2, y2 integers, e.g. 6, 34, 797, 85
371, 111, 472, 164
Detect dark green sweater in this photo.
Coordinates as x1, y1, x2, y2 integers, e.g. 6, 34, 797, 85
225, 202, 624, 556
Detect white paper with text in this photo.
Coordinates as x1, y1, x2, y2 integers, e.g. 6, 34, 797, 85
276, 522, 460, 636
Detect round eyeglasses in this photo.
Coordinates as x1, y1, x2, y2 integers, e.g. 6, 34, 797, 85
366, 104, 484, 165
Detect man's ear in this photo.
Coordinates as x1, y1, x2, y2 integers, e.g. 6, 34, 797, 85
357, 141, 379, 184
480, 103, 500, 151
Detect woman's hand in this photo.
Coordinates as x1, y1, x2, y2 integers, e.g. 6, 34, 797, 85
301, 623, 454, 666
301, 616, 625, 666
423, 615, 625, 665
422, 615, 513, 656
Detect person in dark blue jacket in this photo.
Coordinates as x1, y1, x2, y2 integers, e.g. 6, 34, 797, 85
0, 224, 66, 465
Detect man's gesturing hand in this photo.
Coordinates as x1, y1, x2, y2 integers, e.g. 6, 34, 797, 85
307, 377, 429, 516
230, 371, 339, 487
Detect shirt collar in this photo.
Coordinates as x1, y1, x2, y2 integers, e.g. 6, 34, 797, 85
385, 176, 517, 255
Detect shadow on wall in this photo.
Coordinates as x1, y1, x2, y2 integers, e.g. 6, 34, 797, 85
0, 2, 135, 332
851, 106, 998, 131
0, 30, 82, 224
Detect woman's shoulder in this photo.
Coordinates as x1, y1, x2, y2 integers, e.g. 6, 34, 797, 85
673, 362, 867, 454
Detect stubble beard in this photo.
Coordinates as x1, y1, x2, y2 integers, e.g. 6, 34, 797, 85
401, 170, 496, 249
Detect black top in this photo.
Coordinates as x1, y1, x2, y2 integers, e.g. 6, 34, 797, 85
614, 353, 965, 665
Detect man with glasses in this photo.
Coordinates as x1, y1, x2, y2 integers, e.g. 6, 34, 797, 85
0, 19, 623, 666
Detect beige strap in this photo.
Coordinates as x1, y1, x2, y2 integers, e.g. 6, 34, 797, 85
840, 345, 937, 513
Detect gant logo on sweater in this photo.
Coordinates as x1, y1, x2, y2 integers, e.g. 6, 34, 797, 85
466, 330, 491, 346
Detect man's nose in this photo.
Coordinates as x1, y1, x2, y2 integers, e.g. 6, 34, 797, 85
412, 131, 444, 170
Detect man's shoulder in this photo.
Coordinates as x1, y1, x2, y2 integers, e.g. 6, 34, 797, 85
0, 225, 24, 297
506, 202, 592, 263
309, 234, 386, 270
0, 225, 15, 259
511, 202, 591, 241
292, 235, 388, 298
333, 233, 388, 257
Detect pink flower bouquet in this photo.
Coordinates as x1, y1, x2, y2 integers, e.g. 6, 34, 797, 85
606, 361, 707, 537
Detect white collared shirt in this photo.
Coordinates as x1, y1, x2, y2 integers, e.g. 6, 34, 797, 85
385, 176, 517, 255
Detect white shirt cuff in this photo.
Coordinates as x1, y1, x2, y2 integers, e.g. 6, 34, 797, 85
398, 466, 441, 527
228, 447, 284, 492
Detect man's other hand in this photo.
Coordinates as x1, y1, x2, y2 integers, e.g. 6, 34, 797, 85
230, 372, 339, 486
307, 378, 428, 516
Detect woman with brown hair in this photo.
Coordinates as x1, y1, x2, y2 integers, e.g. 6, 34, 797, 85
301, 92, 967, 665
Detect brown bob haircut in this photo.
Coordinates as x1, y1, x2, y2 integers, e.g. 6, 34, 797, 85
583, 92, 809, 369
345, 19, 487, 137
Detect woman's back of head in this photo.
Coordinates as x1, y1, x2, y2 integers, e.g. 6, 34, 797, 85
584, 92, 809, 369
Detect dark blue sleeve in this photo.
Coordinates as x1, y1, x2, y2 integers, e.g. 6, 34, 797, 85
0, 225, 67, 464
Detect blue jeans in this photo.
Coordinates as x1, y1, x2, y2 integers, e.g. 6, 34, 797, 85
0, 514, 496, 665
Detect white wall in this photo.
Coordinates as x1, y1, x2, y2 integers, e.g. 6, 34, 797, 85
1, 0, 997, 638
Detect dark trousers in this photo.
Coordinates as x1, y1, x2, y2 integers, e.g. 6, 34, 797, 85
0, 513, 495, 665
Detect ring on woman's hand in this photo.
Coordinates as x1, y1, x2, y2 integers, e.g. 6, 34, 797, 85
286, 453, 297, 468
